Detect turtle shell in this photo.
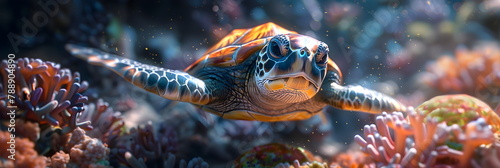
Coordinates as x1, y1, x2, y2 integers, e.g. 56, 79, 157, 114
185, 22, 342, 80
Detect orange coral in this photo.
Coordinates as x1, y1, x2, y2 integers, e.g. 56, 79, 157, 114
0, 130, 47, 168
48, 151, 70, 168
422, 42, 500, 106
14, 119, 40, 142
355, 110, 495, 167
66, 127, 110, 168
329, 150, 374, 168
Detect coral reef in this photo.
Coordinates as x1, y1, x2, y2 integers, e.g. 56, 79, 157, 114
233, 143, 323, 168
65, 127, 110, 168
420, 42, 500, 106
472, 140, 500, 168
0, 57, 203, 167
0, 58, 92, 134
14, 119, 40, 142
47, 151, 70, 168
328, 149, 373, 168
77, 98, 125, 145
0, 130, 47, 168
113, 121, 178, 167
416, 94, 500, 133
354, 95, 498, 167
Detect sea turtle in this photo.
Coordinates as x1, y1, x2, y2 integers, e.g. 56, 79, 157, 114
67, 22, 406, 122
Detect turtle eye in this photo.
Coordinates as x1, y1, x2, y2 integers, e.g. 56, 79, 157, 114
269, 40, 283, 58
268, 35, 289, 59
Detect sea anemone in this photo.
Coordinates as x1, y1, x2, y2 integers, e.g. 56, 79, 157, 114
354, 94, 497, 167
0, 58, 92, 134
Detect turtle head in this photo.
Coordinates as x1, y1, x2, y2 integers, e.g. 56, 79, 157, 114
254, 34, 329, 103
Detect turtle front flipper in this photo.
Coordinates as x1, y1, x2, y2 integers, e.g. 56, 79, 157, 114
317, 82, 407, 114
66, 44, 212, 105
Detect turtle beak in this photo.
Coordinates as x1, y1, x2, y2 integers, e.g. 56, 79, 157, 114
265, 75, 319, 98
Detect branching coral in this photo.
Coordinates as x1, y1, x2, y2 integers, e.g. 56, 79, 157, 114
421, 42, 500, 106
66, 127, 110, 168
0, 58, 92, 134
113, 121, 178, 167
78, 98, 126, 145
0, 57, 198, 168
0, 130, 47, 168
355, 110, 494, 167
354, 94, 498, 167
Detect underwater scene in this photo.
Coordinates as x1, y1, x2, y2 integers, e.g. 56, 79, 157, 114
1, 0, 500, 167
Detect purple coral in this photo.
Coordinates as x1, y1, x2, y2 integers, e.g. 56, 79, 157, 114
113, 121, 178, 167
78, 98, 125, 145
0, 58, 92, 133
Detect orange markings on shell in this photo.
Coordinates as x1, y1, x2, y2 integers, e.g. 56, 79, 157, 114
235, 39, 266, 63
185, 23, 297, 72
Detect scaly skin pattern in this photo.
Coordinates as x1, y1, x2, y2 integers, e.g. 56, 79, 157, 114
315, 72, 407, 114
67, 44, 211, 105
67, 22, 407, 122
